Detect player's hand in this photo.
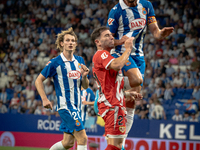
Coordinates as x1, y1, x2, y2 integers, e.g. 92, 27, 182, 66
120, 35, 129, 45
124, 37, 135, 51
42, 99, 53, 110
160, 27, 174, 39
80, 64, 89, 77
125, 90, 143, 102
114, 35, 129, 46
82, 100, 88, 105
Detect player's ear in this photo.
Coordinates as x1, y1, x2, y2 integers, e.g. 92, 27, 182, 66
95, 39, 100, 46
60, 41, 64, 47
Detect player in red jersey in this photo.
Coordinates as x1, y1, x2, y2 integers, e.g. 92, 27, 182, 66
91, 26, 142, 150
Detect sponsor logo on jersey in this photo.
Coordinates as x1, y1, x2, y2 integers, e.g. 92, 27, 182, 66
75, 120, 81, 126
67, 70, 81, 79
142, 8, 147, 15
108, 18, 114, 25
119, 126, 126, 133
129, 18, 146, 30
81, 96, 86, 101
46, 61, 51, 66
101, 52, 108, 59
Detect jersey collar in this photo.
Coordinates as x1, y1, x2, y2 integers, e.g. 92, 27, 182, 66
119, 0, 138, 9
119, 0, 129, 9
60, 52, 75, 62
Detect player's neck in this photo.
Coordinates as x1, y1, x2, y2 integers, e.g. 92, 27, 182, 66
63, 50, 73, 61
124, 0, 137, 7
98, 46, 112, 52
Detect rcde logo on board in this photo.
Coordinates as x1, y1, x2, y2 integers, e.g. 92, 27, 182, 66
37, 119, 61, 131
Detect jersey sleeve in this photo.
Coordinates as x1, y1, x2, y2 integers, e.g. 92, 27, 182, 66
147, 1, 155, 17
80, 56, 86, 65
106, 5, 120, 34
41, 60, 56, 78
88, 88, 95, 102
95, 50, 115, 70
147, 1, 156, 26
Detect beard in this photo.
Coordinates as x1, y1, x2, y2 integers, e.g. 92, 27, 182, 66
126, 0, 136, 3
103, 42, 114, 50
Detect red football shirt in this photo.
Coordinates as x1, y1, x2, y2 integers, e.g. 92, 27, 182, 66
92, 50, 125, 116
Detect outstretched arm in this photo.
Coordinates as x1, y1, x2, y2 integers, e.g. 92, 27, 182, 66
82, 101, 95, 106
124, 89, 143, 102
148, 22, 174, 40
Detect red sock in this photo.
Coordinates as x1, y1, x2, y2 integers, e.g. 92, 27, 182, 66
105, 144, 121, 150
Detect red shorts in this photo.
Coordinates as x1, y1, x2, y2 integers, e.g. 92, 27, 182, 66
103, 107, 126, 137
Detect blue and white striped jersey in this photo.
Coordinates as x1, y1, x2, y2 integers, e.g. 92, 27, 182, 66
81, 88, 95, 123
41, 53, 85, 112
107, 0, 155, 57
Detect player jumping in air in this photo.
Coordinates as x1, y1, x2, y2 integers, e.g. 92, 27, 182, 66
107, 0, 174, 149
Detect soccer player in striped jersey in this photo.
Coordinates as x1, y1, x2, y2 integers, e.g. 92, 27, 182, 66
91, 26, 142, 150
107, 0, 174, 148
81, 86, 95, 126
35, 27, 89, 150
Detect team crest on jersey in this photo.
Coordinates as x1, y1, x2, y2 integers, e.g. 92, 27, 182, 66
46, 61, 51, 66
142, 8, 147, 15
119, 126, 125, 133
78, 63, 81, 69
129, 18, 146, 30
108, 18, 115, 25
75, 120, 81, 126
125, 60, 131, 66
67, 70, 81, 79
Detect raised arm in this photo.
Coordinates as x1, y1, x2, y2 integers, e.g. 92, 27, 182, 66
109, 37, 134, 71
80, 64, 89, 89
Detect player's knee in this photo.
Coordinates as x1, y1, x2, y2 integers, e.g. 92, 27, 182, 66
62, 140, 74, 149
129, 77, 143, 88
77, 135, 88, 145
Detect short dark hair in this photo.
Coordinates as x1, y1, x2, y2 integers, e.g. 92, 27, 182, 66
91, 26, 109, 44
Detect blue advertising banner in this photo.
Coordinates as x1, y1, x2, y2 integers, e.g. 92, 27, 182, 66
0, 114, 200, 141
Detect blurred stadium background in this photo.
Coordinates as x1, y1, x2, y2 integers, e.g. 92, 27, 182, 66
0, 0, 200, 149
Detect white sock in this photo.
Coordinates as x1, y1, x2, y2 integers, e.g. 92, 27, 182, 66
122, 136, 127, 149
125, 108, 135, 134
122, 108, 135, 149
49, 141, 67, 150
77, 145, 87, 150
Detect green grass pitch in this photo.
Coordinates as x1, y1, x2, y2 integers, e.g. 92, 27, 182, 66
0, 147, 48, 150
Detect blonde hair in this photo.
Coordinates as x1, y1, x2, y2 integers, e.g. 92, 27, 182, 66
55, 27, 78, 52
